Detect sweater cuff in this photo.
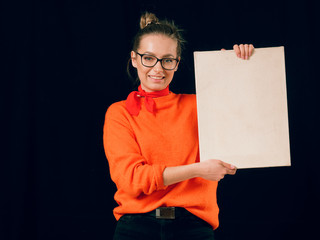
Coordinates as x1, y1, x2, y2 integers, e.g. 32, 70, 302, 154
152, 164, 168, 191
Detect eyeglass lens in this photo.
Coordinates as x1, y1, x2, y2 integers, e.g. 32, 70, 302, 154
141, 55, 177, 70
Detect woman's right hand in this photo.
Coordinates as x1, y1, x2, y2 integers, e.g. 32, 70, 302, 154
196, 159, 237, 181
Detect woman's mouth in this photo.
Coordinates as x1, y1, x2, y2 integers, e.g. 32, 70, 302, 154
148, 75, 165, 81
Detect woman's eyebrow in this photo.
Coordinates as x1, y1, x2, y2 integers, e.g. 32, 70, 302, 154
143, 52, 175, 58
162, 54, 175, 58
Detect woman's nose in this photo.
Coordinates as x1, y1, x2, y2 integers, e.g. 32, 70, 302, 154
153, 60, 164, 72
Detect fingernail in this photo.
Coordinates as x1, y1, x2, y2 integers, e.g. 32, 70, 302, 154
230, 165, 235, 169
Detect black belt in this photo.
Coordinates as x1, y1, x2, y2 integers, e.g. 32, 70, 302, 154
143, 207, 192, 220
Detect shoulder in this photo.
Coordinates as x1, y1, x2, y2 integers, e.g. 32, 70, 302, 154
105, 100, 128, 120
176, 93, 197, 107
178, 93, 196, 101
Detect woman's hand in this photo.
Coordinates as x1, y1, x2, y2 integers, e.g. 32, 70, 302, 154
195, 159, 237, 181
221, 44, 254, 60
233, 44, 254, 60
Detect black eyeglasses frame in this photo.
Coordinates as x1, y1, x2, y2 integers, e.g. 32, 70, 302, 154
134, 51, 179, 70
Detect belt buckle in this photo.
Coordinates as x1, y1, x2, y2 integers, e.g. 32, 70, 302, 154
156, 207, 175, 219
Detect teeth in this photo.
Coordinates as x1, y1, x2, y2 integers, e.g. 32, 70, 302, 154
150, 76, 164, 79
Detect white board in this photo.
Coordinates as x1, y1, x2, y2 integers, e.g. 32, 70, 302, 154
194, 46, 291, 169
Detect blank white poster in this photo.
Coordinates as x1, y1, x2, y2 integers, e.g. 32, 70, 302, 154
194, 46, 291, 169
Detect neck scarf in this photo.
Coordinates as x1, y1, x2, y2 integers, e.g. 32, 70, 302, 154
126, 85, 170, 116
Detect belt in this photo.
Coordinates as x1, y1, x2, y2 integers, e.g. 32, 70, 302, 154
143, 207, 192, 220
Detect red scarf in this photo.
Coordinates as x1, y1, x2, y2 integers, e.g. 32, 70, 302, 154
126, 85, 170, 116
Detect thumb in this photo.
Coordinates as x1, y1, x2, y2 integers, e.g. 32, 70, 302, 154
221, 161, 236, 170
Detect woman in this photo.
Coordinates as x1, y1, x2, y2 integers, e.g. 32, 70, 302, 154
103, 12, 254, 240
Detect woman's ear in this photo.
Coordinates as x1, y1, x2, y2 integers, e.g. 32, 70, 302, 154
131, 51, 137, 68
174, 57, 181, 72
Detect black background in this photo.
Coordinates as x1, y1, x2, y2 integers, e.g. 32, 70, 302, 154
2, 0, 319, 239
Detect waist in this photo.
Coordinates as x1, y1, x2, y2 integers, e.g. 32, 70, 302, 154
137, 207, 194, 220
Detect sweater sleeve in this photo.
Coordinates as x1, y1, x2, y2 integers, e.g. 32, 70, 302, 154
103, 103, 168, 197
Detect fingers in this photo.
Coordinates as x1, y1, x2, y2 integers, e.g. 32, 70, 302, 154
240, 44, 245, 59
201, 159, 237, 181
248, 44, 254, 57
217, 167, 236, 181
244, 44, 249, 59
233, 44, 254, 60
227, 168, 237, 175
220, 161, 237, 175
233, 44, 240, 58
220, 161, 235, 170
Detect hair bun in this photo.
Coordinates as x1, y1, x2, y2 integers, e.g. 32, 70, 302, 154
140, 12, 159, 29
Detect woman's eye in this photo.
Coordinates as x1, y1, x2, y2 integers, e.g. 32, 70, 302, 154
164, 59, 174, 63
143, 56, 155, 61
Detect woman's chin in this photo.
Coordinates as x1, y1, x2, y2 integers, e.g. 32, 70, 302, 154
140, 79, 169, 92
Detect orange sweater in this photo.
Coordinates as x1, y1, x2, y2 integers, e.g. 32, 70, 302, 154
103, 92, 219, 229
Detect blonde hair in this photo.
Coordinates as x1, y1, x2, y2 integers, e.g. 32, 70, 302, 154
139, 12, 160, 29
132, 12, 185, 57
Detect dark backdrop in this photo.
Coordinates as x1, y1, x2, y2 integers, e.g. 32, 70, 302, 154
2, 0, 319, 239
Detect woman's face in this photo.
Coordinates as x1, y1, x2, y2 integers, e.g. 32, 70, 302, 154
131, 34, 180, 92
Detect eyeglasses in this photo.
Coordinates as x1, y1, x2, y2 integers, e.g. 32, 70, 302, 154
135, 52, 179, 70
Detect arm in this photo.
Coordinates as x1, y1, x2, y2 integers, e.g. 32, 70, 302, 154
105, 105, 236, 190
163, 159, 237, 186
103, 104, 167, 197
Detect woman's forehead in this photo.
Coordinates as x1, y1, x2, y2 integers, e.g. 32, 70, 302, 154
138, 34, 178, 57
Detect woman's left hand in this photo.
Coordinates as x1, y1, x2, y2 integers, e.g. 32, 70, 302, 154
233, 44, 254, 60
221, 44, 254, 60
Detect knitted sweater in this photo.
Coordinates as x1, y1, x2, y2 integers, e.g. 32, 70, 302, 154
103, 92, 219, 229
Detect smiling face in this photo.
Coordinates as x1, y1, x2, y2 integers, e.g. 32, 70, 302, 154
131, 34, 180, 92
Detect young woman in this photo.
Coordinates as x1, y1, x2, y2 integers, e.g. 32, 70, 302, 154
103, 12, 254, 240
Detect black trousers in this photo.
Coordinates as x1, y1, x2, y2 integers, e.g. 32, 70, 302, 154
113, 208, 215, 240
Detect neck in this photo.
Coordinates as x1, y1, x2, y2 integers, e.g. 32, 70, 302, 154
139, 85, 169, 93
